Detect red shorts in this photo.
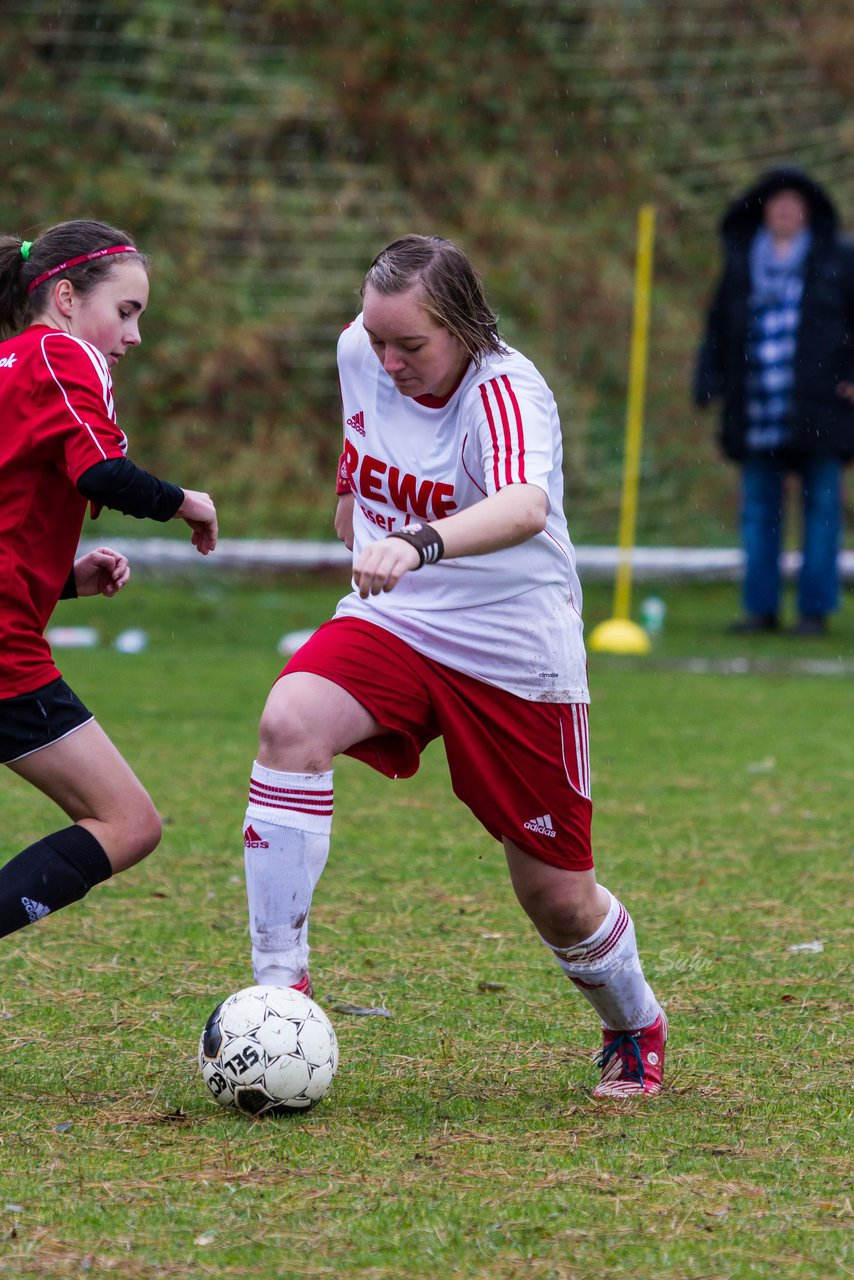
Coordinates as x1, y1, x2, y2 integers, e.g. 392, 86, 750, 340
282, 618, 593, 871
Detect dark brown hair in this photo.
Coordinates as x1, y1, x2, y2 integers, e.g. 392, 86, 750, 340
0, 219, 147, 336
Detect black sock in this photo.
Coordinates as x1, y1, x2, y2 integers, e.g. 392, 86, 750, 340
0, 826, 112, 937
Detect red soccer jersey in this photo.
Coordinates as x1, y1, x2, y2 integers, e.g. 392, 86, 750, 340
0, 324, 128, 697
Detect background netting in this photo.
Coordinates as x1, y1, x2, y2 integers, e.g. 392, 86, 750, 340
4, 1, 853, 547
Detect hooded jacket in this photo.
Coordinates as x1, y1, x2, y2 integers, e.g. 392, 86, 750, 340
694, 167, 854, 461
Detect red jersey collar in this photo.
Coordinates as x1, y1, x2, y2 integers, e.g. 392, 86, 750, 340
413, 359, 471, 408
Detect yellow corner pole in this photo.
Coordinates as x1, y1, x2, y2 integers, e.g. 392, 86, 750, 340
588, 205, 656, 655
614, 203, 656, 619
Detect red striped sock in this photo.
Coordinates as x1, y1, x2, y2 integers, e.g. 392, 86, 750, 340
541, 889, 660, 1031
243, 763, 333, 988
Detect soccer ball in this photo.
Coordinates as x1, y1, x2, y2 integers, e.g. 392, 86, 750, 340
198, 984, 339, 1117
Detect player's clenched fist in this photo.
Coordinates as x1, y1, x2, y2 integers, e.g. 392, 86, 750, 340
353, 534, 420, 597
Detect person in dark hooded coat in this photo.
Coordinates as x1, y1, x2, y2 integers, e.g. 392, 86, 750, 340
694, 167, 854, 635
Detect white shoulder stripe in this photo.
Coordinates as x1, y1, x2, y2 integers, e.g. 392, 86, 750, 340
40, 333, 117, 461
70, 335, 114, 417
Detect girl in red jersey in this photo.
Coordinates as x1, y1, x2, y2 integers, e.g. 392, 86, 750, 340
241, 235, 667, 1098
0, 219, 217, 937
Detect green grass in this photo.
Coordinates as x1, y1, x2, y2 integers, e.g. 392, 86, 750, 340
1, 572, 851, 1279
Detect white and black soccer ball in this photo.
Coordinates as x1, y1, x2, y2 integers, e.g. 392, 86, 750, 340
198, 984, 339, 1117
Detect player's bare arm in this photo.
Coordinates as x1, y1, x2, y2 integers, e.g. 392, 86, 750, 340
352, 483, 548, 598
334, 491, 355, 549
427, 482, 548, 558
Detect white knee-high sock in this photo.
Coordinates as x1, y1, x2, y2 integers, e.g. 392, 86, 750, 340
541, 889, 660, 1031
243, 762, 333, 987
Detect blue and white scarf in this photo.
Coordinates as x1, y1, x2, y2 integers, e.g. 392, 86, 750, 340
745, 227, 812, 451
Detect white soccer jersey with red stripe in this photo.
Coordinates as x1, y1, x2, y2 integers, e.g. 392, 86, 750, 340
335, 315, 588, 703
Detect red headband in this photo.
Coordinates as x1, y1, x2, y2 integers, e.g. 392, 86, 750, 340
27, 244, 138, 295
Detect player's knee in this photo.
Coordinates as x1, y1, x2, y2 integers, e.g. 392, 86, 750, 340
519, 882, 598, 947
258, 702, 305, 759
258, 700, 329, 773
113, 796, 162, 871
136, 804, 163, 859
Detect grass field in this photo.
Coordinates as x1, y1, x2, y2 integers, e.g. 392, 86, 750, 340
1, 570, 851, 1279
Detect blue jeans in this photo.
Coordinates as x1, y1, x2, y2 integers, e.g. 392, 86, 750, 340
741, 453, 843, 618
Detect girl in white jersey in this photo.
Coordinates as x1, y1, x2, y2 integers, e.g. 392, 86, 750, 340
243, 236, 667, 1097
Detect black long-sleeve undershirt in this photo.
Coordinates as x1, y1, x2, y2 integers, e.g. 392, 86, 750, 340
77, 457, 184, 522
60, 461, 183, 600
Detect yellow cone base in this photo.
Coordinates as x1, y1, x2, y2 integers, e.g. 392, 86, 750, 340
588, 617, 651, 655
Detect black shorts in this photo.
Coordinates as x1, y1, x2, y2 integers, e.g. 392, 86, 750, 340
0, 678, 94, 765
